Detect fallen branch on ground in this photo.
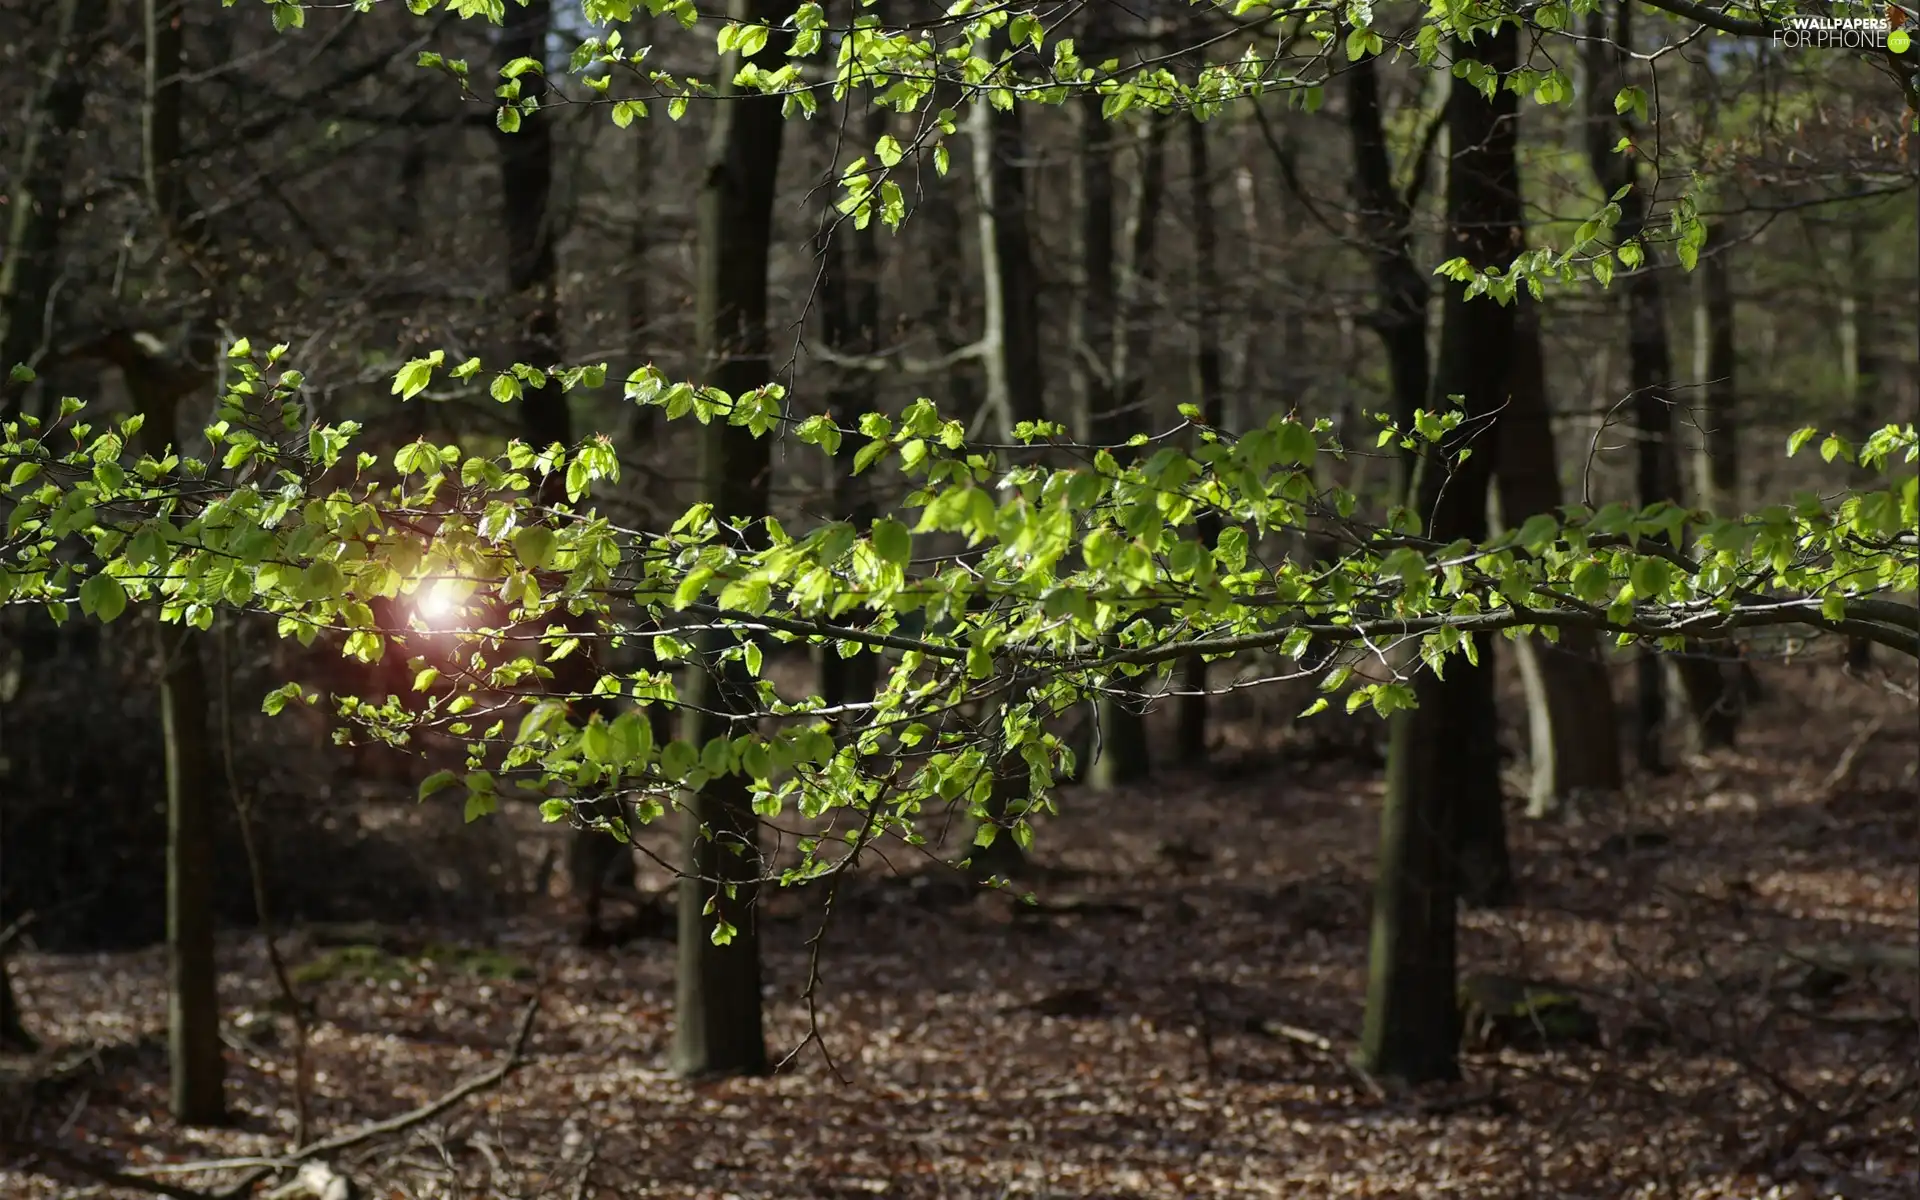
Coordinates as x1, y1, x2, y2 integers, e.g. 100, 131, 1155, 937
7, 995, 541, 1200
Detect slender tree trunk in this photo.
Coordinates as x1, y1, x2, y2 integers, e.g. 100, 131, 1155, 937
817, 104, 884, 716
1692, 235, 1739, 516
1362, 24, 1520, 1083
627, 114, 660, 451
1497, 298, 1624, 816
917, 114, 980, 422
143, 0, 226, 1126
1177, 112, 1226, 766
1585, 2, 1735, 765
672, 0, 795, 1079
962, 86, 1043, 879
1080, 49, 1154, 790
1690, 233, 1763, 700
489, 0, 639, 943
1, 0, 104, 422
970, 98, 1046, 436
1838, 219, 1874, 672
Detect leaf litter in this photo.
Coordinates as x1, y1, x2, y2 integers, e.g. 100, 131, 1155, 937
1, 661, 1913, 1199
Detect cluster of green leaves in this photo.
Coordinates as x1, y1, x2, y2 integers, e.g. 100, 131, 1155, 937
4, 339, 1913, 885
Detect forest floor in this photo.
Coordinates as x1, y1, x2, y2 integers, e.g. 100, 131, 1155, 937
2, 661, 1915, 1199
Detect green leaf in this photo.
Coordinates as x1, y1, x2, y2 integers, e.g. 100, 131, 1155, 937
512, 525, 556, 569
79, 573, 127, 622
419, 769, 461, 801
870, 518, 912, 567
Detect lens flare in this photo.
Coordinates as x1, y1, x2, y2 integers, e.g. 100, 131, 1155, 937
415, 583, 457, 627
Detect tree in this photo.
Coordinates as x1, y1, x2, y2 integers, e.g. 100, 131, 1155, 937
1362, 21, 1521, 1084
141, 0, 226, 1126
1175, 110, 1226, 766
1584, 0, 1739, 765
1077, 12, 1158, 790
815, 100, 886, 717
960, 79, 1047, 879
671, 0, 798, 1080
1497, 297, 1625, 816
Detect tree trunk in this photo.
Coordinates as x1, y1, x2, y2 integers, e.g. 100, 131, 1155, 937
1690, 232, 1764, 700
143, 0, 226, 1126
1345, 54, 1431, 435
1585, 2, 1735, 765
489, 0, 640, 943
816, 104, 884, 717
159, 621, 225, 1123
1362, 24, 1520, 1083
1177, 112, 1226, 766
1838, 219, 1874, 673
1496, 298, 1624, 817
961, 85, 1043, 879
672, 0, 794, 1079
917, 111, 980, 422
1, 0, 104, 423
1079, 45, 1154, 790
1691, 235, 1739, 516
970, 98, 1046, 436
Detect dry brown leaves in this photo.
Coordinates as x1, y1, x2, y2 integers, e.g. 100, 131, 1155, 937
2, 661, 1914, 1199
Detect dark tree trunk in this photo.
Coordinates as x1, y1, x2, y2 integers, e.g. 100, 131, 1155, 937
1345, 54, 1432, 435
1691, 234, 1765, 698
1497, 298, 1624, 816
1079, 28, 1153, 789
1362, 24, 1520, 1083
143, 0, 226, 1126
672, 0, 795, 1079
1585, 1, 1736, 765
1177, 112, 1226, 766
1837, 220, 1875, 673
490, 0, 641, 944
1692, 235, 1739, 513
816, 105, 884, 717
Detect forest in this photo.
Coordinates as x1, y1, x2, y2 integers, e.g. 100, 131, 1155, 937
0, 0, 1915, 1196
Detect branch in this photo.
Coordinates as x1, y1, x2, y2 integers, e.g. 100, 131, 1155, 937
286, 993, 541, 1162
679, 592, 1920, 674
103, 995, 543, 1195
1632, 0, 1775, 37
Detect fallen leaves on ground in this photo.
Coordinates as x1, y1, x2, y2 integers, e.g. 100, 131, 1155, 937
2, 662, 1914, 1199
